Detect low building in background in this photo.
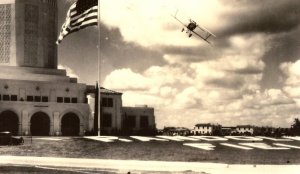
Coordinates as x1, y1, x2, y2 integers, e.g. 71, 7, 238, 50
191, 123, 222, 135
161, 127, 190, 136
221, 127, 237, 136
235, 125, 254, 135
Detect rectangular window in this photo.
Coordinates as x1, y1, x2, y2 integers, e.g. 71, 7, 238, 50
11, 95, 17, 101
42, 96, 48, 102
101, 113, 112, 127
102, 97, 113, 107
108, 98, 113, 107
64, 97, 70, 103
27, 96, 33, 101
71, 97, 77, 103
126, 115, 136, 128
34, 96, 41, 102
3, 94, 9, 101
140, 116, 149, 128
57, 97, 63, 103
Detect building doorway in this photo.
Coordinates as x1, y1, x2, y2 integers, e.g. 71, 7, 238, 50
30, 112, 50, 136
0, 111, 19, 135
61, 113, 80, 136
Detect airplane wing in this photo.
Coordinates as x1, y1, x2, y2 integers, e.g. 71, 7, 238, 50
192, 25, 216, 45
191, 30, 212, 44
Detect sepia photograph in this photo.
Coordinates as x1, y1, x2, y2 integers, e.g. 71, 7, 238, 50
0, 0, 300, 173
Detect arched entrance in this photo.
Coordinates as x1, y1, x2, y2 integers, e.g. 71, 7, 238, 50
0, 111, 19, 135
30, 112, 50, 136
61, 113, 80, 136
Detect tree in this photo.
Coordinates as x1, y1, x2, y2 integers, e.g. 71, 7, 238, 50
291, 118, 300, 136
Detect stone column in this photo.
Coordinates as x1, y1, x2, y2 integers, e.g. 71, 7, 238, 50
21, 110, 29, 136
53, 112, 60, 136
18, 112, 22, 136
80, 124, 84, 136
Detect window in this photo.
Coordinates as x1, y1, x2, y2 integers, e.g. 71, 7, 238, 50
34, 96, 41, 102
126, 115, 136, 128
27, 96, 33, 101
57, 97, 63, 103
71, 97, 77, 103
3, 94, 9, 101
64, 97, 70, 103
101, 113, 112, 127
140, 116, 149, 128
11, 95, 17, 101
42, 96, 48, 102
102, 97, 113, 107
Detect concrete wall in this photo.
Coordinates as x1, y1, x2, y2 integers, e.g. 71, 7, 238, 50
101, 94, 122, 132
0, 66, 71, 82
88, 93, 123, 133
0, 78, 87, 103
0, 77, 91, 136
122, 106, 156, 131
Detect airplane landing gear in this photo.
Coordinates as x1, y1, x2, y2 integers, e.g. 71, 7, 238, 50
189, 33, 192, 37
181, 28, 184, 32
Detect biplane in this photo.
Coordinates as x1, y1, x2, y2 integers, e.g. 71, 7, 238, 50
171, 10, 216, 44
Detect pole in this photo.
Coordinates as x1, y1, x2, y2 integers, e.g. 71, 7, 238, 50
97, 0, 101, 136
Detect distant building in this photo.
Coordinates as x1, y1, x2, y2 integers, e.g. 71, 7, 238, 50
236, 125, 254, 135
191, 123, 222, 135
221, 126, 237, 135
162, 127, 190, 136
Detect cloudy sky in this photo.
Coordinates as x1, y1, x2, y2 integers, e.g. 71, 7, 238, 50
57, 0, 300, 128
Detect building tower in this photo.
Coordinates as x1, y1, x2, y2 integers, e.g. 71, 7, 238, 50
0, 0, 92, 136
0, 0, 57, 68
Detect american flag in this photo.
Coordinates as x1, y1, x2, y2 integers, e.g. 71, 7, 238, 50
57, 0, 98, 44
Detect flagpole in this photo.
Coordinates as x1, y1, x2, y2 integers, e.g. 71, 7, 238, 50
97, 0, 101, 136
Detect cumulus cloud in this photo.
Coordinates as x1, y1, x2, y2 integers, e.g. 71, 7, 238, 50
103, 33, 299, 128
280, 60, 300, 105
103, 68, 151, 91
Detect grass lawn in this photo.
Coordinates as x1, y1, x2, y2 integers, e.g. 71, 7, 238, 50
0, 137, 300, 164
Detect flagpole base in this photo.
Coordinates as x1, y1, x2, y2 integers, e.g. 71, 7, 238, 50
98, 129, 101, 136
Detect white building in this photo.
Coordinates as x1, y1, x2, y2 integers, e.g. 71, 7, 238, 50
191, 123, 221, 135
236, 125, 254, 135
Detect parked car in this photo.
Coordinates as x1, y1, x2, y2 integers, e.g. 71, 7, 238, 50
0, 131, 24, 145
